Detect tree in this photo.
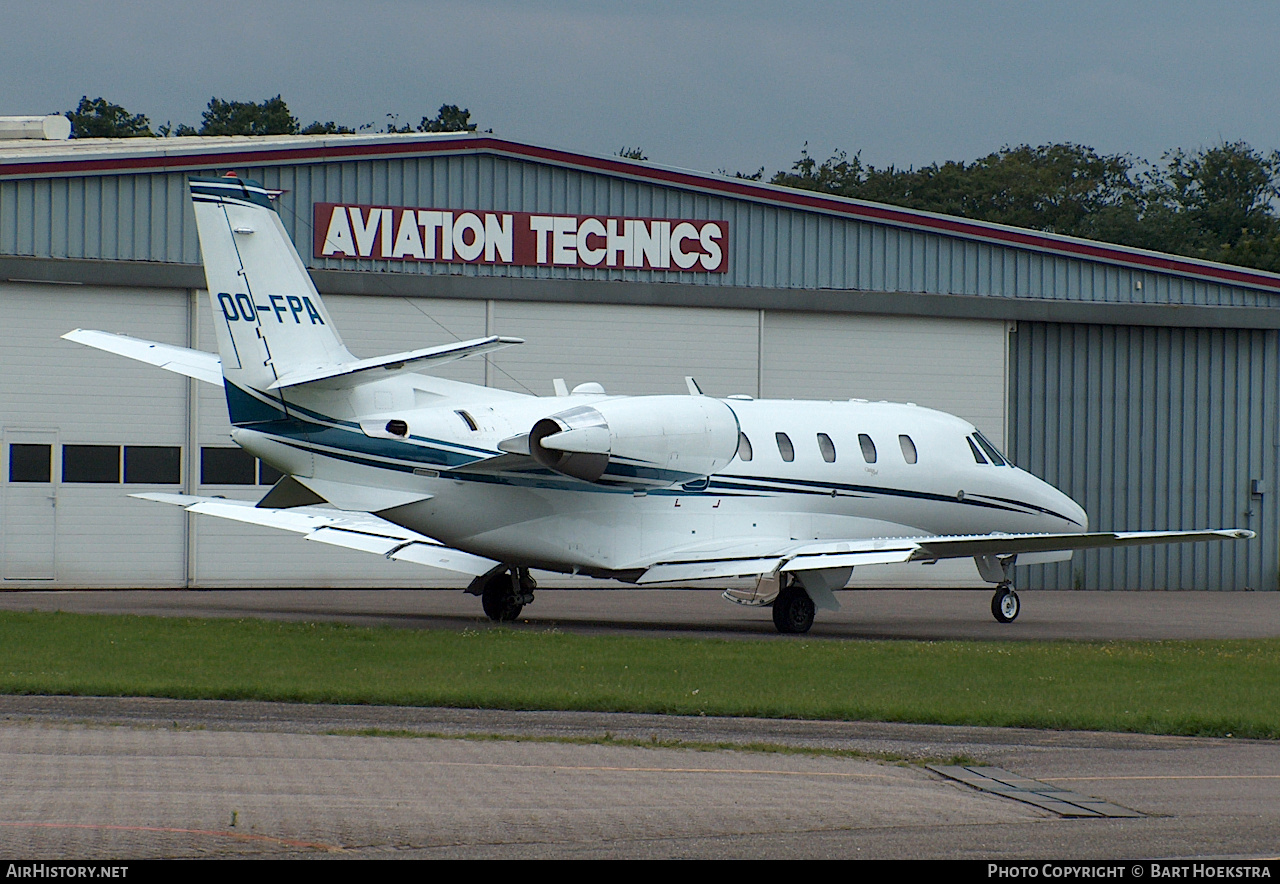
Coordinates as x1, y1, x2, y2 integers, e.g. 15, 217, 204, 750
771, 139, 1280, 274
418, 104, 479, 133
617, 146, 647, 160
773, 142, 1143, 241
300, 120, 356, 135
198, 95, 299, 136
1158, 142, 1280, 249
64, 96, 153, 138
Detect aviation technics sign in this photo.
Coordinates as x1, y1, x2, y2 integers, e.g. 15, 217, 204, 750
313, 202, 729, 272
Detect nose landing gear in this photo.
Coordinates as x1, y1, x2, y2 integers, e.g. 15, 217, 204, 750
976, 554, 1021, 623
991, 583, 1020, 623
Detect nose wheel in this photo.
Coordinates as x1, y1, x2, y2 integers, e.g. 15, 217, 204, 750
991, 584, 1020, 623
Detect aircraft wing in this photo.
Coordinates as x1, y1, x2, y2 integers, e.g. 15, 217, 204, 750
132, 493, 500, 576
636, 528, 1253, 584
63, 330, 223, 385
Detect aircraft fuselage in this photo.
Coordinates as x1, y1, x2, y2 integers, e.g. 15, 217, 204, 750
232, 382, 1088, 576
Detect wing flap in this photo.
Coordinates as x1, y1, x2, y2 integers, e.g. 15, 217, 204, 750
912, 528, 1254, 561
635, 528, 1253, 584
637, 558, 785, 585
131, 492, 498, 577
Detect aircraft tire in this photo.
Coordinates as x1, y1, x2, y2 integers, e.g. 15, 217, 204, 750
772, 585, 815, 634
481, 571, 524, 622
991, 586, 1020, 623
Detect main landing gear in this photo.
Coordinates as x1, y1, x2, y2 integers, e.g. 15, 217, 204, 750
991, 583, 1020, 623
772, 578, 816, 634
473, 566, 537, 622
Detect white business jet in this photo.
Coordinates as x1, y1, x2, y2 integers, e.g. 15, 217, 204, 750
64, 176, 1253, 633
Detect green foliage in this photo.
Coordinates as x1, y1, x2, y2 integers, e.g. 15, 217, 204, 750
418, 104, 479, 133
65, 96, 153, 138
381, 105, 480, 134
300, 120, 356, 135
198, 95, 299, 136
2, 611, 1279, 739
617, 146, 648, 161
773, 140, 1280, 274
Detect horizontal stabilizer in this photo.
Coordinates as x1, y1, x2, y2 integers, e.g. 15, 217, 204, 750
131, 493, 498, 577
267, 336, 524, 390
62, 330, 223, 386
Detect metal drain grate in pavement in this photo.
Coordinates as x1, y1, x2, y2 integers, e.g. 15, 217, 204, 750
927, 765, 1145, 818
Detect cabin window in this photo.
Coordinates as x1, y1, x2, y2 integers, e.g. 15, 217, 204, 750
456, 410, 478, 432
8, 444, 51, 483
62, 445, 121, 483
973, 431, 1007, 466
737, 432, 753, 462
899, 434, 917, 464
968, 437, 988, 464
775, 432, 795, 463
857, 433, 877, 464
817, 433, 836, 463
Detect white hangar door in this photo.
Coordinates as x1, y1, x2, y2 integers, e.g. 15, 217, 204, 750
760, 312, 1009, 445
0, 283, 189, 588
762, 312, 1011, 588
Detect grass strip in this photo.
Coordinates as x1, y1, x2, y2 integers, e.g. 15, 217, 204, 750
1, 610, 1277, 739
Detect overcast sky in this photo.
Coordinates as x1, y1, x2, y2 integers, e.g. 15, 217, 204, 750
7, 1, 1280, 176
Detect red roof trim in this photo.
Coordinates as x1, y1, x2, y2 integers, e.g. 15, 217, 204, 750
6, 136, 1280, 292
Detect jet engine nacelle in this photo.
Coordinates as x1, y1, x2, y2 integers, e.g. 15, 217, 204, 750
528, 395, 741, 487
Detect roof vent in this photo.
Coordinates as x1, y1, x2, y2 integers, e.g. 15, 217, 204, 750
0, 115, 72, 141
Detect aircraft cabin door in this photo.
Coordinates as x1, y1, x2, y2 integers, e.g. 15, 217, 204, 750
2, 429, 58, 581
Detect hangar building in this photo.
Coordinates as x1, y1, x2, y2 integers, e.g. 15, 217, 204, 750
1, 130, 1276, 591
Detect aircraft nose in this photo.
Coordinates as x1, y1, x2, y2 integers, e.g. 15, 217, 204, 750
1059, 487, 1088, 532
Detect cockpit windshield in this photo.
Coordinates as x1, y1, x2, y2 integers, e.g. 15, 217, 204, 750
972, 431, 1011, 467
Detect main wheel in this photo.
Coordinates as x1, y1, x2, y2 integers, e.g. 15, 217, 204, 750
991, 585, 1020, 623
481, 571, 524, 622
772, 585, 816, 634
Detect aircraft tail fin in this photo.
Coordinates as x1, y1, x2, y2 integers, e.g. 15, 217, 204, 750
190, 175, 354, 421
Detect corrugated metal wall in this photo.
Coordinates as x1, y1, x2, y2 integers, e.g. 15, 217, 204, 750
1009, 322, 1280, 591
4, 155, 1280, 308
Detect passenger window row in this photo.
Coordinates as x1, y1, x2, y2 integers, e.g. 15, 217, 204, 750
736, 432, 918, 465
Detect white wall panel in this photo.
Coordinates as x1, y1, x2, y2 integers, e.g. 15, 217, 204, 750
0, 282, 188, 586
490, 302, 759, 398
761, 312, 1009, 588
761, 313, 1009, 447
